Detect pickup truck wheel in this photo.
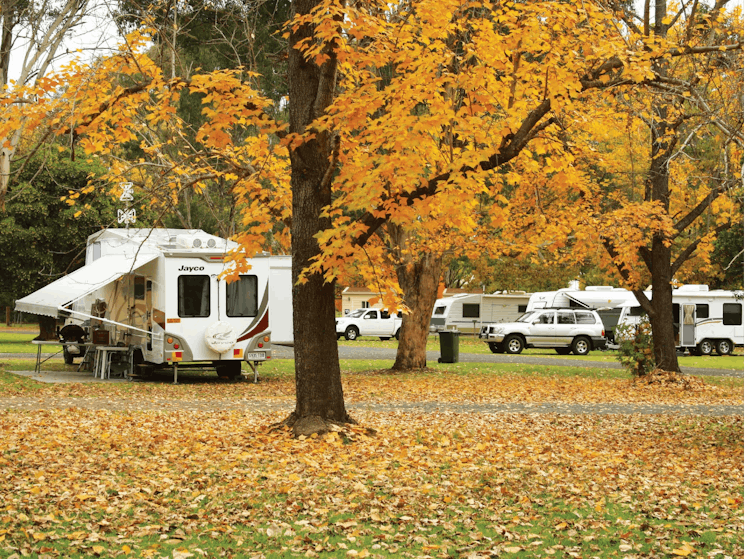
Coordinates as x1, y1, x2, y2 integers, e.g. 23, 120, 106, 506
488, 342, 504, 354
698, 339, 713, 356
379, 337, 391, 341
571, 337, 591, 356
503, 335, 524, 354
715, 339, 733, 356
555, 347, 572, 355
394, 329, 400, 340
344, 326, 359, 341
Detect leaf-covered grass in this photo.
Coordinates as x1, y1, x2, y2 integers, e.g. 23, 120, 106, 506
0, 409, 741, 558
0, 357, 741, 406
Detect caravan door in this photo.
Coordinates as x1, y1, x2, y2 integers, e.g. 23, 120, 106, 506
129, 275, 152, 348
680, 304, 696, 347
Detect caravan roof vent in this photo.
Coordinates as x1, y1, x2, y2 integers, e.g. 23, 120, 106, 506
207, 239, 217, 248
176, 235, 204, 249
677, 284, 709, 292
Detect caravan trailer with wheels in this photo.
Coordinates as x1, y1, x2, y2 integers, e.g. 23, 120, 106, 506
616, 285, 744, 355
430, 292, 531, 334
15, 228, 293, 380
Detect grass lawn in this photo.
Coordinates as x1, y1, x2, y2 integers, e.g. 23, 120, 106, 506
0, 355, 743, 558
4, 331, 744, 371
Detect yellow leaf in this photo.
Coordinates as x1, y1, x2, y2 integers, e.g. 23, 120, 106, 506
672, 543, 695, 556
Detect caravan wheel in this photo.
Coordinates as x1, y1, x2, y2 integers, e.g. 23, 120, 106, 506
697, 339, 713, 356
716, 339, 733, 356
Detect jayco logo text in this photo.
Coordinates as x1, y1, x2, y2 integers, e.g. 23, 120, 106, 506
178, 266, 205, 272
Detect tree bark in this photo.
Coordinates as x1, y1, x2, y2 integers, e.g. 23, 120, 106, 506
392, 252, 443, 370
36, 315, 57, 341
641, 0, 681, 374
284, 0, 351, 435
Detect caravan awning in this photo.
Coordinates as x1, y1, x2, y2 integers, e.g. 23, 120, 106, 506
15, 253, 159, 318
563, 293, 592, 309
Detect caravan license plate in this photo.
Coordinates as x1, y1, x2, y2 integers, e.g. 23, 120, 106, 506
246, 352, 266, 360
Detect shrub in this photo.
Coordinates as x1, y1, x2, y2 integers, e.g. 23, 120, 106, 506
615, 315, 655, 376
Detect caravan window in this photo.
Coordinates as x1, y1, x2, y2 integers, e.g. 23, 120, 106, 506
723, 303, 742, 326
178, 275, 211, 318
434, 306, 446, 315
463, 304, 480, 318
134, 276, 146, 300
226, 275, 258, 317
696, 304, 709, 319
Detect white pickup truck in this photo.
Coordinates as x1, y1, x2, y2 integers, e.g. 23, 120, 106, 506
336, 309, 402, 341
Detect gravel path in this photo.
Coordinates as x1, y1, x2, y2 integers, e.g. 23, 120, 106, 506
0, 396, 740, 416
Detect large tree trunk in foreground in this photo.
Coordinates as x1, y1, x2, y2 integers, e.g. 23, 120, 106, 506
392, 252, 442, 370
285, 0, 351, 436
643, 9, 681, 375
647, 243, 680, 372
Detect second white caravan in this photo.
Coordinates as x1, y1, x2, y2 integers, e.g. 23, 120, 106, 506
617, 285, 743, 355
430, 292, 531, 334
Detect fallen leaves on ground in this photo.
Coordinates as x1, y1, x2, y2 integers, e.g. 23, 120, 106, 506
0, 368, 741, 409
0, 410, 742, 558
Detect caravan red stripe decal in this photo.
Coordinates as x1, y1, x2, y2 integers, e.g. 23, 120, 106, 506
237, 310, 269, 342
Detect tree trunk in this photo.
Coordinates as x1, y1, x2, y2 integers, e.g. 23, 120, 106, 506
392, 253, 443, 370
284, 0, 351, 436
648, 241, 680, 372
641, 0, 680, 374
36, 315, 57, 341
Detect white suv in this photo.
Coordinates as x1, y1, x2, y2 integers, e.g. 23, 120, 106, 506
479, 309, 607, 355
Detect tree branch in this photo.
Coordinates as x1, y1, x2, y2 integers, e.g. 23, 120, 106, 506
671, 221, 732, 275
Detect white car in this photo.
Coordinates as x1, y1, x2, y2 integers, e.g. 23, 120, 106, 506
479, 309, 607, 355
336, 309, 402, 341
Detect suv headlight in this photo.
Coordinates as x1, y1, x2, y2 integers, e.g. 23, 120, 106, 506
493, 326, 505, 335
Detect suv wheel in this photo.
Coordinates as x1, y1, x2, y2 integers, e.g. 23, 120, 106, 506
503, 335, 524, 354
555, 347, 572, 355
571, 336, 591, 356
344, 326, 359, 341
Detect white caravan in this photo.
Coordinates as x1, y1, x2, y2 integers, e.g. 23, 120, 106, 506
527, 286, 640, 342
617, 285, 744, 356
430, 292, 532, 334
15, 228, 293, 379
